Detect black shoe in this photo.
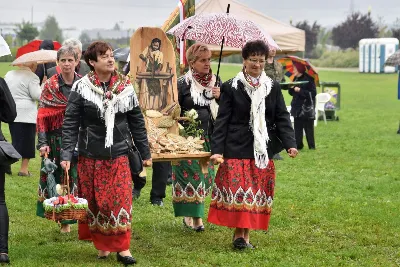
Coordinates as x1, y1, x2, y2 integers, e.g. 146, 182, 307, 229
397, 128, 400, 134
0, 254, 10, 264
272, 153, 283, 160
97, 255, 108, 260
150, 199, 164, 206
194, 225, 205, 232
132, 189, 141, 200
117, 253, 136, 265
232, 237, 247, 250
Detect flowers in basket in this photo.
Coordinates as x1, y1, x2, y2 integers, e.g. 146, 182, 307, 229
43, 194, 88, 213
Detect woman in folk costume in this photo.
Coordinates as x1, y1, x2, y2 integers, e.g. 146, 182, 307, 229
209, 40, 298, 249
60, 41, 151, 265
173, 43, 221, 232
36, 46, 82, 233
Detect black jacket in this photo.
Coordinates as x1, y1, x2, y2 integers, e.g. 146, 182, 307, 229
60, 81, 151, 162
178, 76, 221, 136
0, 77, 17, 141
288, 73, 316, 118
211, 79, 296, 159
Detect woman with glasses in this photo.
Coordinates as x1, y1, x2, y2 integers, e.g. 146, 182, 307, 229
208, 40, 298, 249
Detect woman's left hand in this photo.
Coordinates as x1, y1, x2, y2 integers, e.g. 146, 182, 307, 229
143, 158, 153, 167
287, 148, 298, 158
212, 87, 220, 99
294, 87, 301, 92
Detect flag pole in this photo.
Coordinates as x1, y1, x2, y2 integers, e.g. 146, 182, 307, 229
215, 4, 230, 86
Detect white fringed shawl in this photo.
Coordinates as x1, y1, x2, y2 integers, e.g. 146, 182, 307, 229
72, 75, 139, 148
232, 71, 273, 169
184, 69, 216, 106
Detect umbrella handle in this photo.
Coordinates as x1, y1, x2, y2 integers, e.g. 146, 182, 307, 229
215, 4, 230, 86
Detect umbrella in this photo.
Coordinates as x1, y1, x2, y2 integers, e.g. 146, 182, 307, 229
0, 36, 11, 58
11, 50, 57, 66
113, 47, 130, 62
384, 49, 400, 66
41, 157, 59, 198
277, 55, 320, 87
167, 4, 278, 84
16, 40, 61, 58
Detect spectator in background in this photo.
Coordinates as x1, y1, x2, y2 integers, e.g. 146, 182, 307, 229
264, 46, 285, 160
35, 40, 57, 85
288, 61, 317, 150
47, 38, 90, 77
5, 63, 41, 176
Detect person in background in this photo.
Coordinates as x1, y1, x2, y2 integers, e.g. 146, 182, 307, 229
288, 61, 317, 150
47, 38, 90, 77
264, 46, 285, 160
35, 40, 57, 85
5, 63, 41, 176
0, 77, 17, 264
209, 40, 297, 249
173, 43, 221, 231
61, 41, 151, 265
36, 46, 81, 233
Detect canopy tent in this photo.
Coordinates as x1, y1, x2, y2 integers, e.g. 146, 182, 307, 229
194, 0, 305, 57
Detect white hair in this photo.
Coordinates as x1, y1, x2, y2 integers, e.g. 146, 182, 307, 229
63, 38, 82, 52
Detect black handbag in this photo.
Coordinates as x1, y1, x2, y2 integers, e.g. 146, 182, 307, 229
116, 125, 143, 175
267, 124, 284, 155
299, 92, 315, 120
0, 140, 21, 166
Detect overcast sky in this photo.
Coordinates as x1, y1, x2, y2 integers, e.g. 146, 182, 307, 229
0, 0, 399, 31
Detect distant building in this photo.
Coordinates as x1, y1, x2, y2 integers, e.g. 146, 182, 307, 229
81, 29, 133, 40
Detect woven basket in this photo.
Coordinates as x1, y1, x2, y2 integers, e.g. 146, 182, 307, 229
43, 163, 88, 222
44, 205, 87, 222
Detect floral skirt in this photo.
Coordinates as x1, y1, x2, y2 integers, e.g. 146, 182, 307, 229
36, 134, 78, 224
172, 136, 215, 218
77, 155, 132, 252
207, 159, 275, 230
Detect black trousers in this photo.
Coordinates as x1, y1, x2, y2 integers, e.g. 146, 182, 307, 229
150, 162, 171, 201
294, 118, 315, 149
0, 168, 9, 254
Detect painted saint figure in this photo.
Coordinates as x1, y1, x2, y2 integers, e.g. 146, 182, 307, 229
139, 38, 164, 109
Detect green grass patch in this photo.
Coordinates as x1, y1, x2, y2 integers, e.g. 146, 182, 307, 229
1, 63, 400, 266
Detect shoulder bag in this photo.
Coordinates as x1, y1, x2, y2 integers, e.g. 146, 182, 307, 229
0, 140, 21, 166
298, 91, 315, 120
115, 124, 143, 175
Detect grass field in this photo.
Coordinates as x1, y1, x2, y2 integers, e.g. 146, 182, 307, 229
1, 61, 400, 266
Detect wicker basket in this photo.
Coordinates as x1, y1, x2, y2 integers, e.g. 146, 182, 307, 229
44, 205, 87, 221
43, 165, 88, 222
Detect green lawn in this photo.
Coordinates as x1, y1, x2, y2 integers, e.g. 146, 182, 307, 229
1, 62, 400, 266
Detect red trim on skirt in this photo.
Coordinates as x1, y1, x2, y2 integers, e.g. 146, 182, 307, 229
77, 155, 132, 252
207, 159, 275, 230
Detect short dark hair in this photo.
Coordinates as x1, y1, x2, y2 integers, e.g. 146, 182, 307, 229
57, 46, 78, 61
241, 40, 269, 60
84, 41, 113, 71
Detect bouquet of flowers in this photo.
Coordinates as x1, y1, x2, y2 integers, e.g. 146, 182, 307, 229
181, 109, 204, 138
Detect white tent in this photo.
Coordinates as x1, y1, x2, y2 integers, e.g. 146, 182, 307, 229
195, 0, 305, 56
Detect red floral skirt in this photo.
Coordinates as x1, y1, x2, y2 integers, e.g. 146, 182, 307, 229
207, 159, 275, 230
77, 155, 132, 252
